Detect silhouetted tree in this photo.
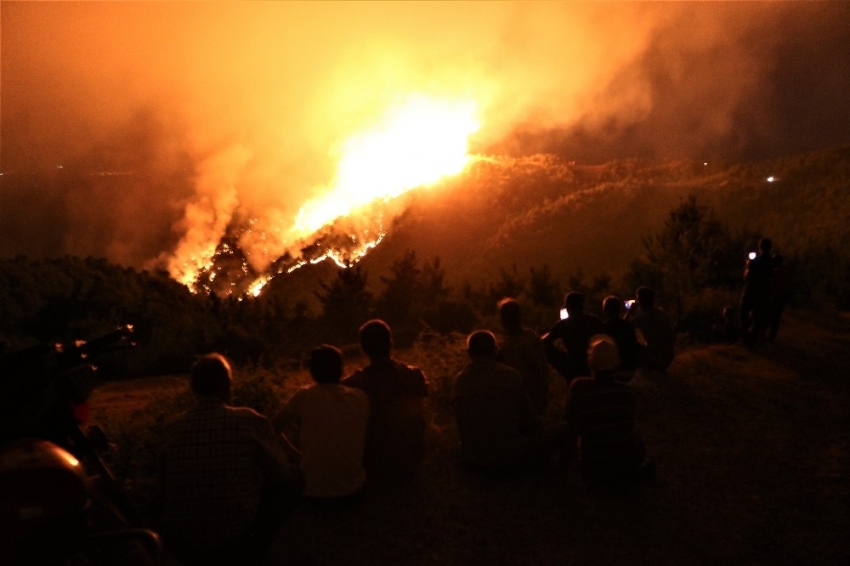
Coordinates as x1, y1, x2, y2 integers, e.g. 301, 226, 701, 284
377, 250, 420, 328
486, 264, 526, 313
528, 264, 562, 308
626, 196, 748, 327
315, 262, 373, 343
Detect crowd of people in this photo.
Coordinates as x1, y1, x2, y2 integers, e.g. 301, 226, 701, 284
156, 231, 789, 563
155, 284, 677, 564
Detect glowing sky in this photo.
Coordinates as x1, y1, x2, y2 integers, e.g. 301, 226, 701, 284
1, 1, 848, 277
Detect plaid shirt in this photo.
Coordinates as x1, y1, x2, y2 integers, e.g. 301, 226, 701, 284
159, 399, 290, 550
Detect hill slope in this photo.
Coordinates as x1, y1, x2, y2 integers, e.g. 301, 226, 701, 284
356, 145, 850, 288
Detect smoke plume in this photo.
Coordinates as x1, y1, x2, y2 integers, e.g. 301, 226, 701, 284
2, 2, 848, 285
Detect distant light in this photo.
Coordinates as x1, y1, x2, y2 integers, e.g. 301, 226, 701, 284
748, 252, 757, 260
703, 163, 708, 166
767, 176, 775, 182
57, 165, 64, 169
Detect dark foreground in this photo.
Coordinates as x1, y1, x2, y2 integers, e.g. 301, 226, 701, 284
264, 310, 849, 565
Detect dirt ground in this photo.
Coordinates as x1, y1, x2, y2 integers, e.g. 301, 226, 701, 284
264, 311, 849, 566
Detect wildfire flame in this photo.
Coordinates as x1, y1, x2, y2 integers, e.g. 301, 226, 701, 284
292, 96, 481, 236
178, 95, 481, 296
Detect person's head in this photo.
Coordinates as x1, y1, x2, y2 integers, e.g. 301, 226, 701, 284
602, 295, 623, 320
564, 292, 585, 315
587, 335, 620, 374
636, 286, 656, 309
467, 330, 497, 360
190, 353, 232, 401
498, 297, 522, 331
759, 237, 773, 255
359, 319, 393, 360
309, 344, 344, 384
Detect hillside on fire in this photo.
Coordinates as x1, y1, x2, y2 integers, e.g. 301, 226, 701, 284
264, 143, 850, 310
2, 144, 850, 376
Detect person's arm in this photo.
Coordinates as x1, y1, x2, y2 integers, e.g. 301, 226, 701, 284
255, 416, 301, 480
541, 322, 558, 347
271, 394, 302, 462
271, 394, 298, 433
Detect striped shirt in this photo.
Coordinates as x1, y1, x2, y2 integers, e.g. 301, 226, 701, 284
159, 399, 291, 550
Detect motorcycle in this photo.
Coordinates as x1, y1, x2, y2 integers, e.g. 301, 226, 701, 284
0, 326, 162, 565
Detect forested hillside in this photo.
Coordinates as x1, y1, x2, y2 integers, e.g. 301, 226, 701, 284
2, 145, 849, 376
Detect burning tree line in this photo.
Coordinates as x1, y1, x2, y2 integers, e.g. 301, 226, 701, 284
0, 196, 844, 378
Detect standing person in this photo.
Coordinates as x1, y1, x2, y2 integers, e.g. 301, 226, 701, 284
342, 319, 429, 481
272, 345, 369, 505
158, 354, 297, 566
565, 335, 652, 484
543, 291, 605, 381
630, 287, 676, 373
740, 237, 775, 347
601, 295, 645, 376
767, 253, 789, 343
454, 330, 565, 474
496, 297, 550, 416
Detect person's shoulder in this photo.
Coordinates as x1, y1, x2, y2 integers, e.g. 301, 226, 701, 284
341, 368, 367, 388
393, 358, 424, 375
339, 382, 369, 402
548, 318, 568, 333
226, 404, 270, 423
393, 359, 428, 387
489, 361, 524, 387
285, 384, 317, 404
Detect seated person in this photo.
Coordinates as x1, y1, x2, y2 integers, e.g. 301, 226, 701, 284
543, 291, 605, 381
601, 295, 645, 374
454, 330, 566, 474
496, 297, 550, 416
630, 286, 676, 372
272, 345, 369, 503
565, 336, 652, 484
158, 354, 296, 566
342, 319, 429, 480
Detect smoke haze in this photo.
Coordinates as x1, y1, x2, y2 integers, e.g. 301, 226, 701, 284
2, 2, 848, 277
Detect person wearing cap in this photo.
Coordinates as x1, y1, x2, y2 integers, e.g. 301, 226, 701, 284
565, 335, 652, 483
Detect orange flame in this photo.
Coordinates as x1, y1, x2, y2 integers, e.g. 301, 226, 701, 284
292, 96, 480, 236
174, 95, 480, 295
